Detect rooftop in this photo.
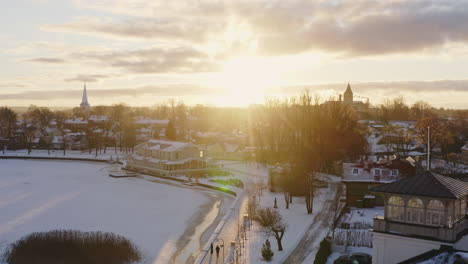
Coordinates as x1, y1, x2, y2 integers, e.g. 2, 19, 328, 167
371, 171, 468, 199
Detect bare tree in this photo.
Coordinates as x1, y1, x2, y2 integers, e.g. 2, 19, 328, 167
254, 208, 287, 251
54, 111, 68, 155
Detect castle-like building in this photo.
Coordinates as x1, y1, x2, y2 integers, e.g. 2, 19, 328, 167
325, 83, 367, 113
80, 84, 90, 112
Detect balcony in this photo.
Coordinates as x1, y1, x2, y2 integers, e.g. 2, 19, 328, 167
373, 216, 468, 242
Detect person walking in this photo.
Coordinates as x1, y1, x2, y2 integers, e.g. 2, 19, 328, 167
215, 245, 220, 259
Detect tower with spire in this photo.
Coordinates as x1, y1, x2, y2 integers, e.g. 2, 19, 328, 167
80, 83, 90, 112
343, 82, 353, 105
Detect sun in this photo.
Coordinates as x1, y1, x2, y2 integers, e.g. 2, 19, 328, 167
208, 56, 281, 106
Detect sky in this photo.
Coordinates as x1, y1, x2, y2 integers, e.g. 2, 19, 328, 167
1, 0, 468, 108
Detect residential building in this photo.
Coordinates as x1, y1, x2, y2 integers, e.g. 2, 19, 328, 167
342, 158, 416, 206
371, 171, 468, 264
126, 139, 207, 177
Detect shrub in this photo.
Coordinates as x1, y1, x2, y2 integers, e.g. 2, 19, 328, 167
261, 239, 274, 261
313, 238, 331, 264
2, 230, 142, 264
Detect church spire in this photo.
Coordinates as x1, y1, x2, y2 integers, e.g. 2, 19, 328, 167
343, 82, 353, 104
80, 83, 90, 111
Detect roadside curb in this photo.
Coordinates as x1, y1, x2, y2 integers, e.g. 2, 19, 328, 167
194, 190, 243, 264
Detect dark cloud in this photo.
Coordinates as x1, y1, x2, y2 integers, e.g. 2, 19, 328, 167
258, 3, 468, 56
45, 0, 468, 57
27, 57, 67, 64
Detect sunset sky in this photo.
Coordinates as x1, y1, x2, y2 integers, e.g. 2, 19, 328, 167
1, 0, 468, 108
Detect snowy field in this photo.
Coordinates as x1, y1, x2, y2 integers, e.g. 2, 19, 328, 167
0, 159, 231, 264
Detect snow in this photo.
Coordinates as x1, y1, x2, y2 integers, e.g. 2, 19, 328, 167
326, 247, 373, 264
418, 252, 468, 264
0, 149, 126, 161
326, 207, 384, 264
212, 161, 342, 264
249, 187, 338, 264
0, 159, 231, 264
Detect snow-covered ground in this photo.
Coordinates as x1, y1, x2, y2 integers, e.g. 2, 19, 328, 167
0, 148, 126, 161
419, 252, 468, 264
0, 159, 232, 264
209, 161, 343, 264
327, 207, 384, 264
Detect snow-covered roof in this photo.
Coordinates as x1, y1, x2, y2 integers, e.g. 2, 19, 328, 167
51, 136, 64, 144
89, 115, 109, 122
462, 143, 468, 151
65, 119, 88, 124
143, 139, 198, 152
134, 119, 169, 125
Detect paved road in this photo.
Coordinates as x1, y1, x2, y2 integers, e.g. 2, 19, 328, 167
282, 182, 341, 264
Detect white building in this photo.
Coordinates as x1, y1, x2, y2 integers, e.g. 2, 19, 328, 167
371, 171, 468, 264
126, 139, 207, 177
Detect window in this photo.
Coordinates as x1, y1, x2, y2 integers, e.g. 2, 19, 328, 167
407, 198, 424, 224
388, 196, 405, 222
353, 168, 359, 175
461, 199, 467, 220
375, 169, 381, 176
392, 170, 398, 176
426, 200, 445, 226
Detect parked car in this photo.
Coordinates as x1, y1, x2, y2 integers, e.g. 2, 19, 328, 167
334, 253, 372, 264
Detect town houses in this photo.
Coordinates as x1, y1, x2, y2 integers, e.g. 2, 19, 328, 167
0, 83, 467, 264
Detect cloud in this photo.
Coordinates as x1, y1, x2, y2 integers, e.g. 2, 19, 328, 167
0, 84, 221, 100
276, 80, 468, 95
64, 74, 112, 83
258, 2, 468, 56
70, 46, 221, 74
47, 0, 468, 57
23, 46, 221, 75
27, 57, 67, 64
43, 17, 225, 43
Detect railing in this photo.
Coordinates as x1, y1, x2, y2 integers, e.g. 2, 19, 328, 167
373, 217, 468, 242
342, 174, 400, 183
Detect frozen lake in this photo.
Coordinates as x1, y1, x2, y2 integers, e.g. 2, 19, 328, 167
0, 159, 231, 263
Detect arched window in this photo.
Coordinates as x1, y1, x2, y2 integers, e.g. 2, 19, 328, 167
426, 200, 445, 226
388, 196, 405, 222
407, 198, 424, 224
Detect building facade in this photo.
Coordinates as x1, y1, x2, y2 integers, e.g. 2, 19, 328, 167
342, 158, 416, 206
371, 171, 468, 264
126, 139, 207, 177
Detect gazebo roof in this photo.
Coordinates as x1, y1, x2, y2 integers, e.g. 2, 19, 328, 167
371, 171, 468, 199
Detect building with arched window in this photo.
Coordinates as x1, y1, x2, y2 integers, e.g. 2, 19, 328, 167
371, 171, 468, 264
126, 139, 207, 177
